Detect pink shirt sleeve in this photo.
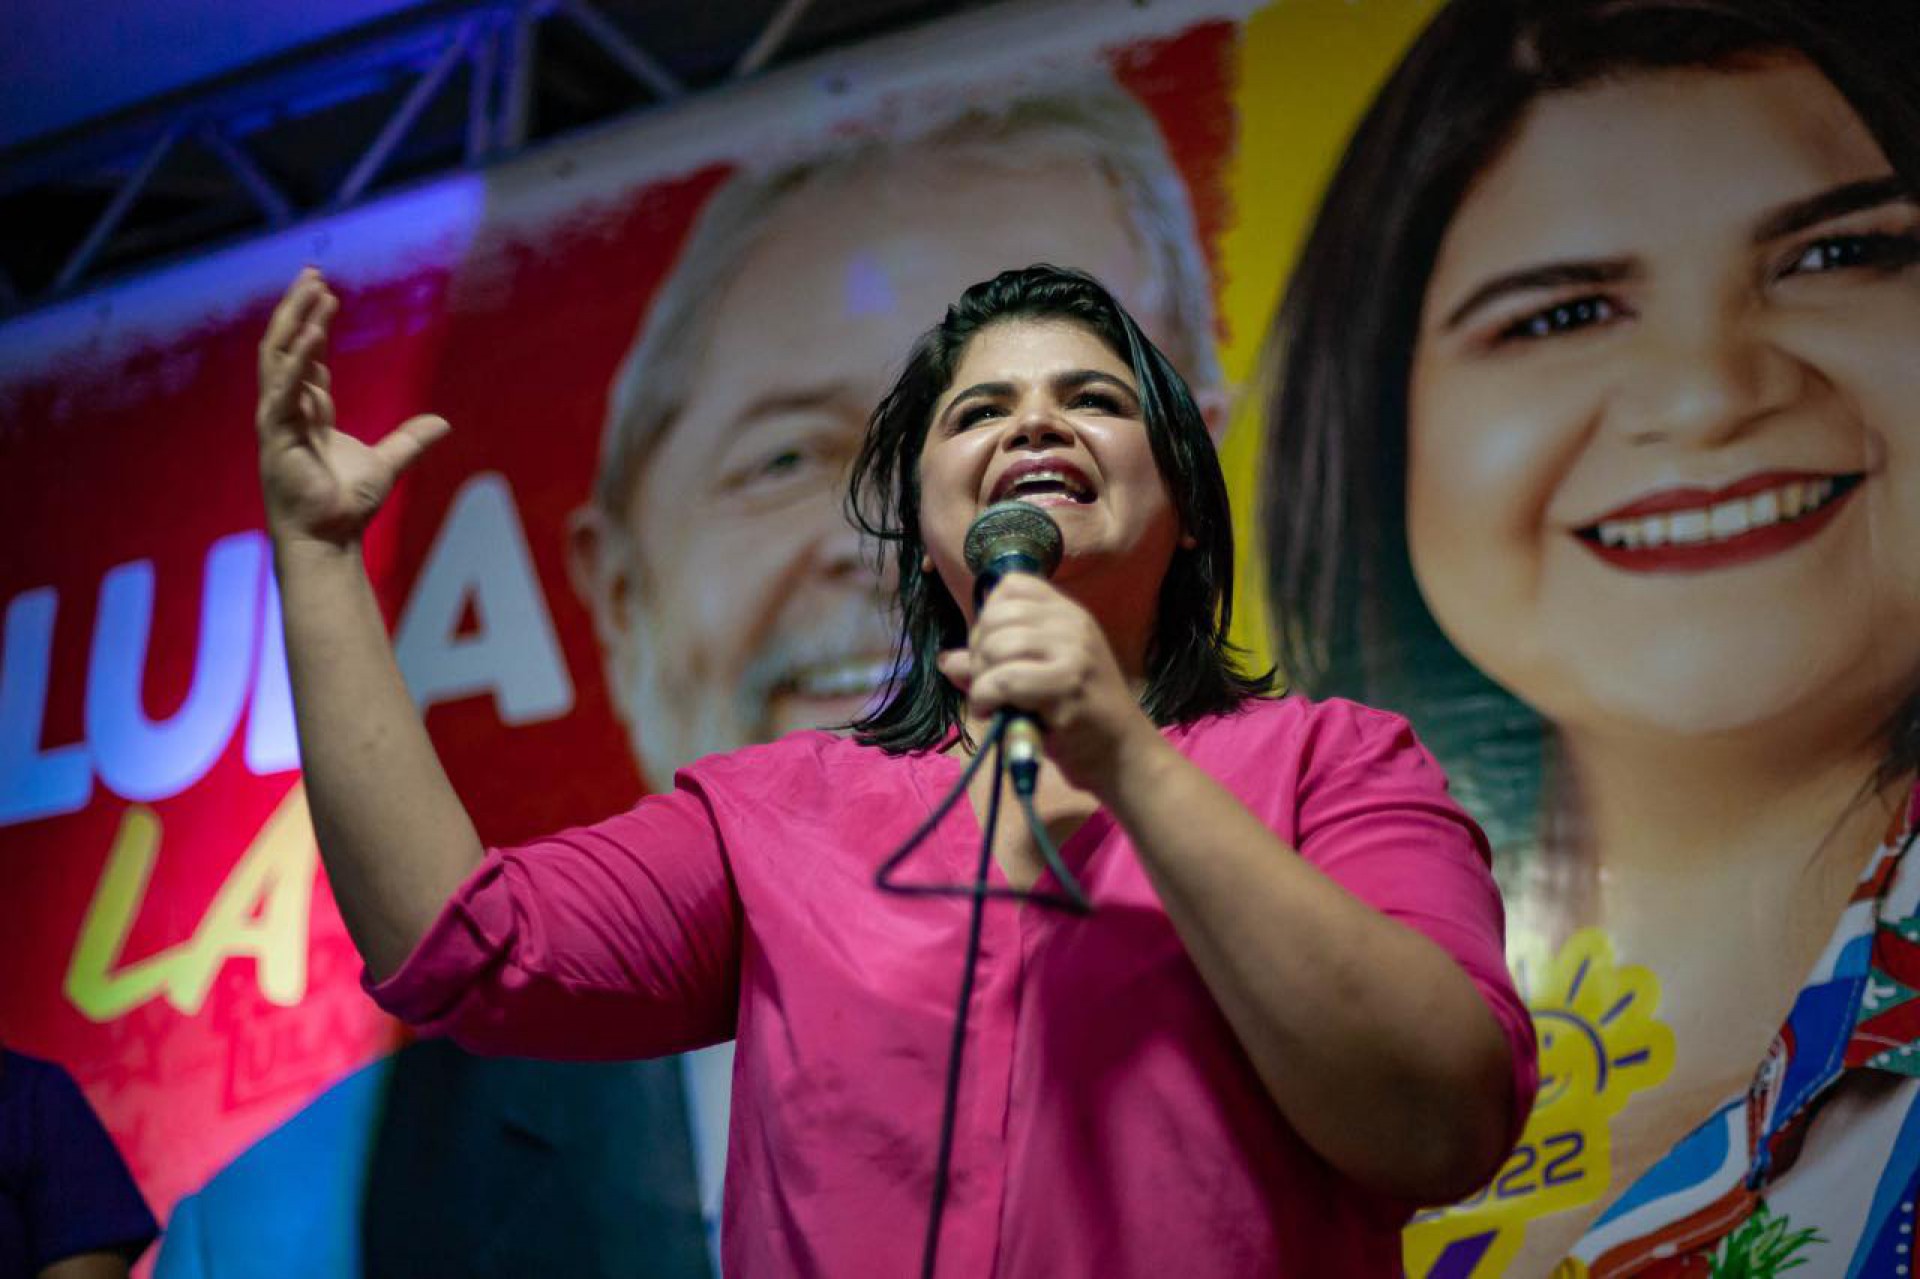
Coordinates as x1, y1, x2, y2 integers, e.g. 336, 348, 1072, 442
363, 773, 742, 1060
1292, 700, 1540, 1147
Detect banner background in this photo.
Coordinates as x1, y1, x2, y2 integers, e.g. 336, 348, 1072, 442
7, 1, 1912, 1275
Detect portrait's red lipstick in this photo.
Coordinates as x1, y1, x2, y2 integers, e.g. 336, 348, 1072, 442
1574, 470, 1863, 574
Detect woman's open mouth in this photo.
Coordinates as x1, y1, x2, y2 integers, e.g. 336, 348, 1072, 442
988, 459, 1097, 507
1574, 471, 1863, 573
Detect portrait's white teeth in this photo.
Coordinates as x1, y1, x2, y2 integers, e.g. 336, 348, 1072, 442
1668, 510, 1711, 545
1707, 498, 1750, 539
1591, 476, 1849, 552
791, 659, 896, 698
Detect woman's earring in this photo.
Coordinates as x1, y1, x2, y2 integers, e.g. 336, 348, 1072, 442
921, 552, 936, 573
1179, 532, 1199, 550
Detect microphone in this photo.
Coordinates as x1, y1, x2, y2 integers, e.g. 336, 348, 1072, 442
962, 501, 1064, 789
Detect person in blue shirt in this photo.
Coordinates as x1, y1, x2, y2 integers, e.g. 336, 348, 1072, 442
0, 1048, 157, 1279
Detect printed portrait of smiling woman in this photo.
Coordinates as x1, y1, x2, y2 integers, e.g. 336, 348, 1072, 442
1263, 0, 1920, 1273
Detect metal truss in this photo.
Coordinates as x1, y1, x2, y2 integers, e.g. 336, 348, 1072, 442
0, 0, 992, 319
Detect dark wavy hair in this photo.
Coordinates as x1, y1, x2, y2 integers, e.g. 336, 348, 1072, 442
1262, 0, 1920, 852
850, 264, 1270, 754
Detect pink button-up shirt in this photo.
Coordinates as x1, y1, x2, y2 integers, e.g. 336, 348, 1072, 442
369, 696, 1536, 1276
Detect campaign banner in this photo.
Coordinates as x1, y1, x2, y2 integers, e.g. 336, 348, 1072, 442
1245, 2, 1920, 1275
3, 0, 1914, 1275
2, 4, 1254, 1273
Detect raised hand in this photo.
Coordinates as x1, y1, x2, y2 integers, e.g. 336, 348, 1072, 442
250, 270, 484, 980
255, 267, 449, 548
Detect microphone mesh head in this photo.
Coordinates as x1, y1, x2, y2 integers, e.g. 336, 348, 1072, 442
963, 501, 1064, 578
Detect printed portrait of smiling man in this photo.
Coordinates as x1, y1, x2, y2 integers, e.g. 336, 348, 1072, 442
567, 79, 1222, 789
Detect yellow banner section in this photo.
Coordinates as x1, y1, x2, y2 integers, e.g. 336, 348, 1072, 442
1216, 0, 1443, 672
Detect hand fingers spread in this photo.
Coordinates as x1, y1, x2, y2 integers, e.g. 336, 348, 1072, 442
260, 270, 325, 368
259, 322, 326, 435
260, 274, 311, 357
259, 276, 336, 402
299, 293, 335, 371
371, 414, 452, 479
310, 289, 338, 343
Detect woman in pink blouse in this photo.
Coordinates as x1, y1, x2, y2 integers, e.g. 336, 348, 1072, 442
254, 262, 1535, 1275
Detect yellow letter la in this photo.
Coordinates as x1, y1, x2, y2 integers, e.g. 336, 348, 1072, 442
65, 783, 315, 1021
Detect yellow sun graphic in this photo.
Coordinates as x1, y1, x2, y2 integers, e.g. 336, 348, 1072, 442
1404, 929, 1675, 1279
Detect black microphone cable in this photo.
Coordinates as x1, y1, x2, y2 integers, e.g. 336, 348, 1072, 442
874, 708, 1093, 1279
874, 499, 1094, 1275
874, 711, 1092, 913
